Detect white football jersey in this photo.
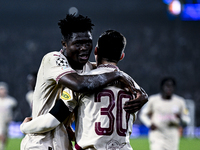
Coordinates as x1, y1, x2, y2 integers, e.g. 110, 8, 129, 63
62, 64, 140, 150
140, 93, 190, 129
139, 93, 190, 150
21, 50, 93, 150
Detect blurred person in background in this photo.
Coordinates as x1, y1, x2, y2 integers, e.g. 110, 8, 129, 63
139, 77, 190, 150
26, 71, 37, 109
0, 82, 17, 150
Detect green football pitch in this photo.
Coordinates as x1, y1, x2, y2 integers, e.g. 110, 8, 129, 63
5, 137, 200, 150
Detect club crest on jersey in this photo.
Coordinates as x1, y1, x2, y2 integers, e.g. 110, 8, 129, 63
56, 58, 69, 67
61, 91, 71, 100
184, 108, 189, 115
106, 140, 126, 150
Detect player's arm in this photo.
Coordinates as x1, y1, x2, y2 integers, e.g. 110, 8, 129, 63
20, 100, 69, 134
180, 101, 190, 125
59, 71, 135, 93
138, 99, 152, 128
123, 86, 148, 114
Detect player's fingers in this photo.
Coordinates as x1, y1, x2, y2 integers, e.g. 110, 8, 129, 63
128, 86, 137, 95
26, 117, 32, 121
124, 101, 141, 106
123, 101, 141, 109
129, 87, 144, 98
123, 107, 140, 112
124, 98, 142, 105
133, 87, 148, 97
23, 117, 32, 123
124, 107, 140, 114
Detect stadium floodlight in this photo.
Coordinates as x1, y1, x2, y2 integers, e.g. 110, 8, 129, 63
168, 0, 182, 15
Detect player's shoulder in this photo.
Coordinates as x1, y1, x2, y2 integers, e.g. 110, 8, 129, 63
43, 51, 62, 59
172, 94, 185, 102
84, 61, 95, 72
149, 93, 161, 101
6, 96, 17, 105
88, 61, 97, 69
87, 63, 109, 74
42, 50, 68, 65
6, 95, 16, 101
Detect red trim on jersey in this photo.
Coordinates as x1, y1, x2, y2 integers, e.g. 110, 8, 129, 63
56, 71, 76, 82
75, 144, 84, 150
53, 54, 61, 57
54, 49, 63, 57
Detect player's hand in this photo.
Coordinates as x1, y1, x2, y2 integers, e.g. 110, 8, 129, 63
22, 117, 32, 124
123, 87, 148, 114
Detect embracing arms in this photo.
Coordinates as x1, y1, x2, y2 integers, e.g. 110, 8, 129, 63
59, 71, 135, 93
20, 100, 70, 134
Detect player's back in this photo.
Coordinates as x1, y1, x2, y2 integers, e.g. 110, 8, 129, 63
75, 65, 135, 150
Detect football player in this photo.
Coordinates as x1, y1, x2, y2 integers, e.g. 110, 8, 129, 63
21, 30, 148, 150
139, 77, 190, 150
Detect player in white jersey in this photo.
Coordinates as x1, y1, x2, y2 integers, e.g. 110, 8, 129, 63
73, 67, 139, 150
21, 30, 148, 150
0, 82, 17, 150
20, 14, 146, 150
73, 30, 144, 150
139, 77, 190, 150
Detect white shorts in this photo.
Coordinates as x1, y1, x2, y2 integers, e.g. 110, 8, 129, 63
149, 128, 179, 150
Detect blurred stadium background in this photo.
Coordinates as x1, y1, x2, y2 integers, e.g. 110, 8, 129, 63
0, 0, 200, 144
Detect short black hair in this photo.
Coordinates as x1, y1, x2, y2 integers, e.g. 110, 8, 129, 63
96, 30, 126, 63
160, 76, 176, 89
58, 14, 94, 41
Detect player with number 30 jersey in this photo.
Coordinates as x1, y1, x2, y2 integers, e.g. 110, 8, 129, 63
62, 64, 140, 150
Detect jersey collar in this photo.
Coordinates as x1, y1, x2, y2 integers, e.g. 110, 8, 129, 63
97, 64, 119, 71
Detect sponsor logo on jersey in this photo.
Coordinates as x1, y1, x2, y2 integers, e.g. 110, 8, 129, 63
61, 66, 68, 70
106, 140, 126, 150
61, 91, 71, 100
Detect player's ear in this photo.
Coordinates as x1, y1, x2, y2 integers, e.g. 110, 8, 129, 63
94, 47, 98, 55
120, 52, 125, 61
61, 41, 67, 47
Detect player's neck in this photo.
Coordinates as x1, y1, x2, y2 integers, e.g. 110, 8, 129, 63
98, 60, 117, 66
162, 93, 172, 100
67, 57, 84, 70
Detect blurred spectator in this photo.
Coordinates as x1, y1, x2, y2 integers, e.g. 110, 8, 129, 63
0, 82, 17, 150
26, 72, 37, 109
139, 77, 190, 150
